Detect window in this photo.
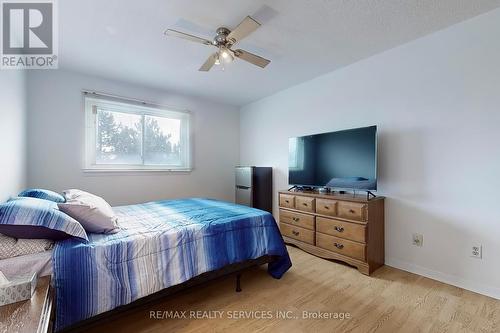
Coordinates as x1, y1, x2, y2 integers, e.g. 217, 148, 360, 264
289, 137, 304, 171
84, 95, 191, 171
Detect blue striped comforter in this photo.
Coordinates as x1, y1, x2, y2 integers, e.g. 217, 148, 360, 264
53, 198, 291, 331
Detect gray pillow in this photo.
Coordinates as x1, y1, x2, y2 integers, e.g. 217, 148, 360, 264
58, 189, 119, 234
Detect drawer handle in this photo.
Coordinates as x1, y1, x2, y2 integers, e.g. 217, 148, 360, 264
292, 217, 300, 222
334, 226, 344, 233
285, 200, 290, 203
349, 209, 355, 213
302, 203, 308, 206
334, 242, 344, 249
324, 206, 329, 210
292, 230, 300, 236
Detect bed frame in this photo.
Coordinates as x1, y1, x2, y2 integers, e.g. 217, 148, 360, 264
57, 255, 278, 332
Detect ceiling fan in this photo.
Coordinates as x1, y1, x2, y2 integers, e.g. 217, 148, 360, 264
164, 16, 270, 71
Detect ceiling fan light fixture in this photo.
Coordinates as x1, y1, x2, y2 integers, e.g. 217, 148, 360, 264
220, 48, 234, 63
166, 15, 270, 72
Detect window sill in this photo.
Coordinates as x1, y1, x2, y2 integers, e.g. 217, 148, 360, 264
82, 168, 192, 175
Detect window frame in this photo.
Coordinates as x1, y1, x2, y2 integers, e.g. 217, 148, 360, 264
84, 94, 192, 172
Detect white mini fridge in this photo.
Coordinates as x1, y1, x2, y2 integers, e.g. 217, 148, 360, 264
235, 166, 272, 213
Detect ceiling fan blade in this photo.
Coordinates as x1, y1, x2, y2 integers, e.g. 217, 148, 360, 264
227, 16, 260, 45
164, 29, 212, 46
233, 49, 270, 68
199, 53, 218, 71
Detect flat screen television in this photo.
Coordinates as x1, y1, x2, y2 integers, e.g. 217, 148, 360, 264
288, 126, 377, 191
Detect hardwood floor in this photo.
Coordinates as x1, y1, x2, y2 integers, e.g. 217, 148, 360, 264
87, 246, 500, 333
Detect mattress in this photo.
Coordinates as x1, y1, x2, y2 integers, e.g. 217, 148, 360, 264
0, 250, 53, 279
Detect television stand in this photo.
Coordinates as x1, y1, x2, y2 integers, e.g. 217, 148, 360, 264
289, 187, 378, 201
350, 190, 377, 201
288, 185, 314, 192
278, 190, 385, 275
329, 189, 377, 201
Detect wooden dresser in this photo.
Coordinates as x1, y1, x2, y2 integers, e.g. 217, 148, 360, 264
279, 190, 385, 275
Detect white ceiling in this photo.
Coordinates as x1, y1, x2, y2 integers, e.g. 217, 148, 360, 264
60, 0, 500, 106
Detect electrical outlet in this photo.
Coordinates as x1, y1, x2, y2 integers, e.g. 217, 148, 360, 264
412, 233, 423, 247
471, 245, 482, 259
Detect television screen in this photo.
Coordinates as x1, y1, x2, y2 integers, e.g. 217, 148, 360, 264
288, 126, 377, 190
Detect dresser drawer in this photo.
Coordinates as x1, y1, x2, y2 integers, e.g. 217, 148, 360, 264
337, 202, 367, 222
316, 233, 366, 261
279, 194, 295, 209
280, 223, 315, 245
316, 217, 366, 243
295, 196, 315, 213
316, 199, 337, 216
280, 209, 315, 230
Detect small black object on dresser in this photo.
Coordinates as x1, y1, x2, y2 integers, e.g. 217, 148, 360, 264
235, 166, 272, 213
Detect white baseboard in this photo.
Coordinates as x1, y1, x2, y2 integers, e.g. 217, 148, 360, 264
385, 257, 500, 300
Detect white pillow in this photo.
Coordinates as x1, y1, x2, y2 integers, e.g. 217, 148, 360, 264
58, 189, 119, 234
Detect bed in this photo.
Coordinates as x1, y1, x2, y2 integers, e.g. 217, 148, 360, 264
52, 198, 291, 331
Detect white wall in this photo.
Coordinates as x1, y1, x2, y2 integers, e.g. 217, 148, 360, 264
27, 70, 239, 205
0, 71, 27, 201
240, 8, 500, 299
